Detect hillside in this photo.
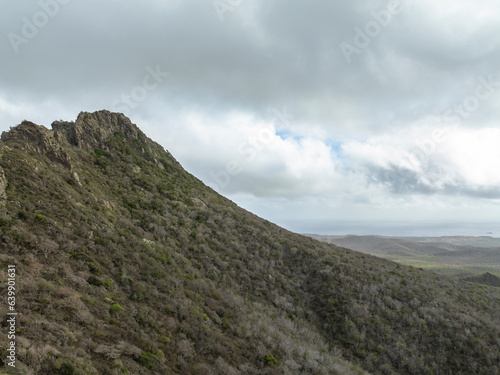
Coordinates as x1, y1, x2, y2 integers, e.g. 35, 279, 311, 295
0, 111, 499, 375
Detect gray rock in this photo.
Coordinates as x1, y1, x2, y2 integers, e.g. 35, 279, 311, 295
0, 167, 7, 200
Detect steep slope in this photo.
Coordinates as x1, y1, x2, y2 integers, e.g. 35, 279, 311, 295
0, 111, 499, 375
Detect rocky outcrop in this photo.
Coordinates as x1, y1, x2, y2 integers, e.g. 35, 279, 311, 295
1, 121, 72, 169
1, 110, 179, 171
0, 166, 7, 200
53, 110, 140, 150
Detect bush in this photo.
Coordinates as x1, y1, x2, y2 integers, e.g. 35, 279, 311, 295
264, 354, 278, 366
94, 237, 108, 246
87, 275, 102, 287
57, 363, 75, 375
159, 336, 170, 344
109, 304, 124, 313
34, 213, 48, 223
138, 351, 158, 370
94, 148, 111, 158
0, 218, 12, 227
88, 276, 113, 289
101, 278, 114, 289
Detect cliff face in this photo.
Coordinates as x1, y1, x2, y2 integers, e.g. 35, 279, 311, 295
0, 111, 499, 375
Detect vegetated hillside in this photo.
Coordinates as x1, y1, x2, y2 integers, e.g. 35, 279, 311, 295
0, 111, 499, 375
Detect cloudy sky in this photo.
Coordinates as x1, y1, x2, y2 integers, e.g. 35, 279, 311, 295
2, 0, 500, 235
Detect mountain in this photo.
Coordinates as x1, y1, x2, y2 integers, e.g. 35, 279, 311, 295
1, 111, 499, 375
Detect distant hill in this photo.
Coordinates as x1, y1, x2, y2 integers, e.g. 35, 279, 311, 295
309, 235, 447, 257
464, 272, 500, 287
308, 234, 500, 280
1, 111, 499, 374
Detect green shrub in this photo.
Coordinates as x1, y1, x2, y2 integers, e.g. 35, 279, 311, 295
94, 148, 111, 158
101, 278, 114, 289
195, 213, 207, 223
0, 218, 12, 227
264, 354, 278, 366
109, 304, 124, 313
138, 351, 158, 370
57, 363, 75, 375
87, 275, 102, 287
86, 260, 101, 274
94, 237, 108, 246
34, 213, 48, 223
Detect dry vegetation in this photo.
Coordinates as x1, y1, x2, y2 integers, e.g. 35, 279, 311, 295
0, 111, 499, 374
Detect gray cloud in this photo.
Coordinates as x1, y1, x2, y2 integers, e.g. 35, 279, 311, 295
368, 164, 500, 198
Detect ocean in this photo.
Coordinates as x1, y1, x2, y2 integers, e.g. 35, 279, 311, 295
284, 221, 500, 237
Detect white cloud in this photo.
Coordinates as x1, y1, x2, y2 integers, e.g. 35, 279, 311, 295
443, 127, 500, 187
341, 125, 500, 197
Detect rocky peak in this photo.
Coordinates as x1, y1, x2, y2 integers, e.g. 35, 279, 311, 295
0, 110, 149, 170
53, 110, 141, 149
1, 120, 52, 146
1, 110, 180, 173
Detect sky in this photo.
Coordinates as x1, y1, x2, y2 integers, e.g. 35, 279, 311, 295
1, 0, 500, 235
